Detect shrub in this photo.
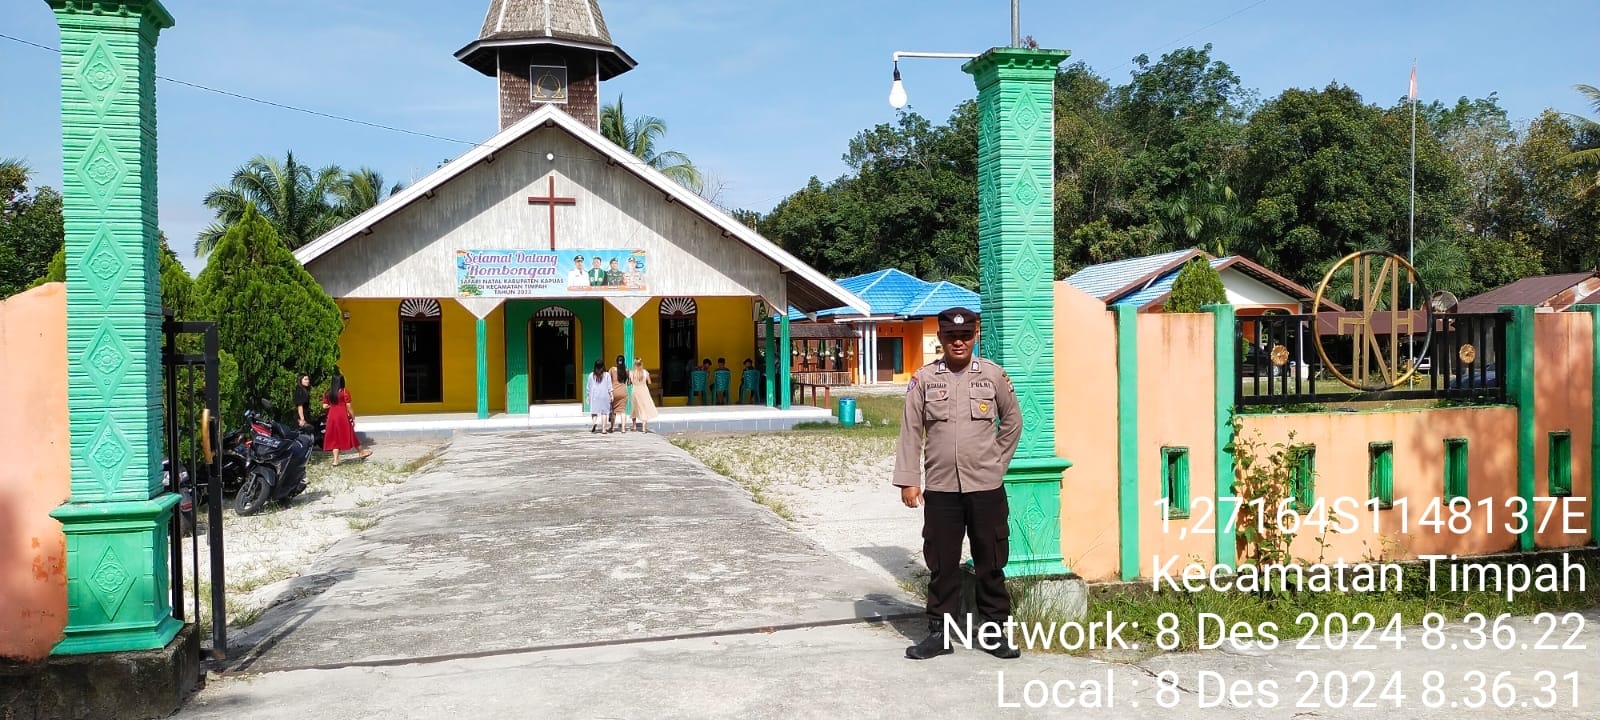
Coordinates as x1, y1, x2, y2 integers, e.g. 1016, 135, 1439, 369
1164, 257, 1227, 312
194, 206, 342, 425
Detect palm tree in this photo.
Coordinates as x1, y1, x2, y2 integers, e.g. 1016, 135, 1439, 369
1152, 176, 1250, 256
599, 95, 702, 190
1561, 83, 1600, 188
194, 152, 343, 257
332, 167, 404, 219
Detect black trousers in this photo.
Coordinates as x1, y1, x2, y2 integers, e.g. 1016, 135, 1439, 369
923, 487, 1010, 631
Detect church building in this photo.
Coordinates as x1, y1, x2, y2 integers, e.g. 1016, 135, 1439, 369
294, 0, 867, 418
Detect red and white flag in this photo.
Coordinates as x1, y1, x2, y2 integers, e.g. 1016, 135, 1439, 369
1408, 65, 1418, 101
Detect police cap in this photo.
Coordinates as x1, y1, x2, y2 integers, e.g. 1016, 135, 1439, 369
937, 307, 978, 334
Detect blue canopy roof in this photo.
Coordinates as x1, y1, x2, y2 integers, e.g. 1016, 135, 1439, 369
788, 268, 980, 320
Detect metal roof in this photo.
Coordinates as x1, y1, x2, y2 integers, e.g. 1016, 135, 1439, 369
787, 268, 980, 321
1061, 248, 1198, 300
1457, 272, 1600, 313
456, 0, 636, 79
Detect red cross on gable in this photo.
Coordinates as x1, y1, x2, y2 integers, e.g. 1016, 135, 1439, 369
527, 175, 576, 250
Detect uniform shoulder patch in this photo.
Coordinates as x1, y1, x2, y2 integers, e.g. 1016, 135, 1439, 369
906, 377, 918, 393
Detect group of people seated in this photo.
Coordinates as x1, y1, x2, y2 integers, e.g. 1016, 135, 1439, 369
687, 357, 763, 406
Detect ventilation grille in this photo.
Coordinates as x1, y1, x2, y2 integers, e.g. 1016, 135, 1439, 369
659, 297, 697, 316
400, 298, 442, 318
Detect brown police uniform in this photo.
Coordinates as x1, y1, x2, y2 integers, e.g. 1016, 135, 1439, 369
893, 310, 1023, 635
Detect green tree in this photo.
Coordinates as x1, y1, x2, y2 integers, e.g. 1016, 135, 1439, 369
194, 205, 343, 424
1164, 257, 1227, 312
1236, 84, 1468, 286
35, 233, 195, 315
1, 159, 65, 299
1560, 83, 1600, 187
333, 167, 404, 219
195, 151, 344, 257
1496, 110, 1600, 273
599, 95, 702, 190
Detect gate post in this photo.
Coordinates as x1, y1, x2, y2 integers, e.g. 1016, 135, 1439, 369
963, 48, 1073, 577
46, 0, 182, 655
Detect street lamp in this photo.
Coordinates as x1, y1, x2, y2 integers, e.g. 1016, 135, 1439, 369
886, 51, 980, 109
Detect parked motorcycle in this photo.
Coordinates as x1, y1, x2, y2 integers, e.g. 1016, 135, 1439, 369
162, 456, 196, 537
232, 401, 313, 516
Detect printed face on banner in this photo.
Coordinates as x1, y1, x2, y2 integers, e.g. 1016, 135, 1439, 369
455, 249, 649, 298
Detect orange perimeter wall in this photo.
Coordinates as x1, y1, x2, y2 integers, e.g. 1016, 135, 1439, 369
1053, 286, 1597, 582
0, 284, 69, 660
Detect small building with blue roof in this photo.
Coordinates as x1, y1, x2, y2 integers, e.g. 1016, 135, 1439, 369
1062, 248, 1329, 314
767, 268, 981, 385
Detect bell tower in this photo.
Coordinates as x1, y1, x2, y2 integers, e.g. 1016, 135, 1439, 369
456, 0, 636, 131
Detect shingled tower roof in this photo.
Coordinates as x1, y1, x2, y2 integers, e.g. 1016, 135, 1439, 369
456, 0, 636, 80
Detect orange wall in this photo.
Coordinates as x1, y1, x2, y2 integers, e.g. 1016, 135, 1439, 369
1050, 288, 1596, 582
1533, 312, 1595, 548
0, 284, 69, 660
1240, 407, 1521, 562
1054, 285, 1122, 580
1137, 312, 1221, 577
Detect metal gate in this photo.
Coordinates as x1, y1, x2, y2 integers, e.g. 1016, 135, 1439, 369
161, 313, 229, 658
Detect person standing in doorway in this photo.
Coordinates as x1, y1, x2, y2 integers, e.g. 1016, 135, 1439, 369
322, 374, 371, 465
586, 360, 612, 433
628, 358, 659, 432
892, 307, 1022, 660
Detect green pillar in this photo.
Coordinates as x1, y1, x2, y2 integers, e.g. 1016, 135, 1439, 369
1114, 304, 1140, 581
779, 313, 791, 410
47, 0, 181, 655
964, 47, 1073, 578
1501, 304, 1536, 551
764, 316, 776, 407
1205, 303, 1236, 569
622, 314, 634, 414
475, 316, 488, 419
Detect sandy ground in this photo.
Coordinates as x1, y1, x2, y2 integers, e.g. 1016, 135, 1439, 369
670, 432, 927, 591
176, 437, 447, 625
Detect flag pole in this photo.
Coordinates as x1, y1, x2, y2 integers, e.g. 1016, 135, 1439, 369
1408, 61, 1417, 366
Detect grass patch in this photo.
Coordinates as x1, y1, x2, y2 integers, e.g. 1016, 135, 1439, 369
790, 395, 903, 436
355, 497, 381, 508
226, 562, 297, 595
347, 515, 380, 531
395, 446, 445, 475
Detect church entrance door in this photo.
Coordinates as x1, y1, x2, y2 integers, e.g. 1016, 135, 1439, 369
528, 307, 578, 403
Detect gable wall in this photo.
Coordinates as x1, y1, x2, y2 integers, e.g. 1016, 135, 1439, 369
307, 127, 785, 306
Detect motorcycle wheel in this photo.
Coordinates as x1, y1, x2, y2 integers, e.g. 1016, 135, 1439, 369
234, 467, 272, 516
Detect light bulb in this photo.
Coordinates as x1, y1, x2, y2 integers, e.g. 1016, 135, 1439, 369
888, 63, 907, 109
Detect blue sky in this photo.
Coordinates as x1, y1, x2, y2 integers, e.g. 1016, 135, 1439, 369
4, 0, 1594, 274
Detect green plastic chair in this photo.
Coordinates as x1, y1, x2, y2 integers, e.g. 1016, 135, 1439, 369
713, 368, 732, 404
690, 369, 710, 406
740, 368, 761, 404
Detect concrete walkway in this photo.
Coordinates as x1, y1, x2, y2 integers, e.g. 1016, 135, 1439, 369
178, 431, 1600, 719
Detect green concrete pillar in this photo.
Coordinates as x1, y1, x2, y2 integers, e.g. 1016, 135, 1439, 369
1501, 304, 1536, 551
779, 313, 791, 410
46, 0, 181, 655
475, 316, 488, 419
764, 316, 776, 407
963, 47, 1073, 578
1204, 303, 1237, 569
622, 315, 634, 414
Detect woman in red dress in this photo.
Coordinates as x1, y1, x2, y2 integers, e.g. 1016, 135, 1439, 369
322, 374, 371, 465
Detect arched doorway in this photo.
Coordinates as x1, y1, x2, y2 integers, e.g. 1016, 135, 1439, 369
529, 306, 578, 402
400, 298, 444, 404
659, 297, 697, 397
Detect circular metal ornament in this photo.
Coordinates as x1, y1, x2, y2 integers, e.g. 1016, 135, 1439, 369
1458, 344, 1477, 365
1310, 250, 1434, 391
1270, 344, 1290, 366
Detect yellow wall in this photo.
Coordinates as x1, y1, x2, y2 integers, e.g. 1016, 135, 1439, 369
336, 299, 506, 415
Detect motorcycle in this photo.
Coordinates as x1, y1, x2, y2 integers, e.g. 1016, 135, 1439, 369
162, 456, 196, 538
232, 400, 314, 516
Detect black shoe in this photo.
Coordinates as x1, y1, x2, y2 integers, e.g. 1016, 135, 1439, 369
905, 632, 953, 660
985, 637, 1021, 659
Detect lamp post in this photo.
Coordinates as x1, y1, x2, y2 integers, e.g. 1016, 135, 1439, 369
887, 25, 1073, 578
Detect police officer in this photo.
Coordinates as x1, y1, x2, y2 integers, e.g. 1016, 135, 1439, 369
893, 307, 1023, 660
